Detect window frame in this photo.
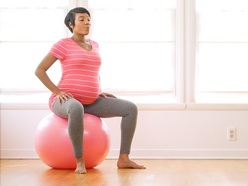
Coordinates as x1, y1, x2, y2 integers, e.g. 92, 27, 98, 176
1, 0, 248, 110
185, 0, 248, 105
0, 0, 184, 105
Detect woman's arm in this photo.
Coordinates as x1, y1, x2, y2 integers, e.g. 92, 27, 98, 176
35, 53, 72, 103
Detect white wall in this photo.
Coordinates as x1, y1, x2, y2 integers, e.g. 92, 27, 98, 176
1, 103, 248, 159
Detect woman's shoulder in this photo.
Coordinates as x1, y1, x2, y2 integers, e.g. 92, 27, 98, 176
51, 38, 75, 50
56, 38, 73, 44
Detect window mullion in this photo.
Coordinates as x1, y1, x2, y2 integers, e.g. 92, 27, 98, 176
175, 0, 185, 103
185, 0, 197, 103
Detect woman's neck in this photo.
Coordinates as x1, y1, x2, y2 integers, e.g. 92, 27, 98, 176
71, 35, 87, 43
71, 35, 92, 51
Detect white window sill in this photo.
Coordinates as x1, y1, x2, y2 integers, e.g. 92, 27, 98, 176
187, 103, 248, 110
0, 93, 185, 110
2, 102, 248, 110
1, 93, 248, 110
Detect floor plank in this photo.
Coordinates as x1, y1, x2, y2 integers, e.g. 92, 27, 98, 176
1, 159, 248, 186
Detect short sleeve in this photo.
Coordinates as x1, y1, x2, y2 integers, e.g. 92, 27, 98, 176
49, 39, 67, 60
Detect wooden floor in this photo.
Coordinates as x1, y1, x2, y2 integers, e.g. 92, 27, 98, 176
1, 159, 248, 186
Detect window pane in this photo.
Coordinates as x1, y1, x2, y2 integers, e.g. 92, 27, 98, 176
196, 0, 248, 99
0, 0, 68, 8
89, 0, 176, 93
99, 43, 174, 91
89, 0, 176, 10
0, 42, 61, 89
0, 0, 68, 90
91, 10, 174, 42
198, 12, 248, 42
0, 9, 66, 41
198, 43, 248, 92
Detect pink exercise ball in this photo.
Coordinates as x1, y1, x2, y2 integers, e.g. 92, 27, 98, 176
35, 113, 110, 169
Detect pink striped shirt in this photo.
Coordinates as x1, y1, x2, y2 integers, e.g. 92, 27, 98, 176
49, 38, 101, 109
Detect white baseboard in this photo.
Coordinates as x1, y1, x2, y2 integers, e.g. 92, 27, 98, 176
107, 149, 248, 159
1, 149, 247, 159
1, 149, 38, 159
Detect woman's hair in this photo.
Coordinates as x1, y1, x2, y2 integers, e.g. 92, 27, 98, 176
64, 7, 91, 33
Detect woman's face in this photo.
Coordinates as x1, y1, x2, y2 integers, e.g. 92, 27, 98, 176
71, 13, 91, 35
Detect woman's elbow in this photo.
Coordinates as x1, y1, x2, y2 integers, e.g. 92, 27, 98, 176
35, 67, 44, 78
35, 67, 40, 77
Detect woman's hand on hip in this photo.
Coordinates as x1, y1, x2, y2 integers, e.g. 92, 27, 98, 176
56, 91, 73, 104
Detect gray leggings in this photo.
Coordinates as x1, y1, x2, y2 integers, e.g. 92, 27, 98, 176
52, 96, 138, 158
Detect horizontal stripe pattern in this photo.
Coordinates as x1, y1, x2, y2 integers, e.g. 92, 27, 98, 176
49, 38, 101, 108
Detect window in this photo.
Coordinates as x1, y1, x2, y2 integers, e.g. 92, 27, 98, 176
88, 0, 176, 89
1, 0, 248, 105
0, 0, 179, 104
195, 0, 248, 103
0, 0, 68, 91
88, 0, 178, 102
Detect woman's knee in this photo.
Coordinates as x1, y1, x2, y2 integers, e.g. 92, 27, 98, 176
126, 101, 138, 115
67, 99, 84, 115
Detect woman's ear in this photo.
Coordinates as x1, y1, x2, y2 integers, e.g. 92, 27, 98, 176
69, 22, 73, 29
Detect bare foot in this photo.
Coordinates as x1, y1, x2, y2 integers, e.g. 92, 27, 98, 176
75, 157, 87, 174
117, 154, 146, 169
